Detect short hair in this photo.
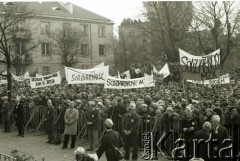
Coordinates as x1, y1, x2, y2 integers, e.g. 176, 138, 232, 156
211, 115, 220, 123
202, 122, 212, 131
69, 101, 74, 107
47, 99, 52, 104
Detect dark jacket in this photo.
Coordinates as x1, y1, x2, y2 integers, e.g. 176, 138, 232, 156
97, 129, 123, 161
85, 107, 100, 130
181, 116, 202, 139
45, 106, 55, 132
191, 129, 211, 161
1, 101, 10, 122
210, 125, 229, 161
13, 103, 25, 126
123, 112, 141, 134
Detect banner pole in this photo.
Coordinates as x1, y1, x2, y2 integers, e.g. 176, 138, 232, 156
182, 80, 186, 96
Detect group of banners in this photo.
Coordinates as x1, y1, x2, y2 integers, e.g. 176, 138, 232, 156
179, 48, 221, 81
178, 48, 230, 85
0, 71, 61, 89
0, 48, 230, 88
64, 65, 155, 89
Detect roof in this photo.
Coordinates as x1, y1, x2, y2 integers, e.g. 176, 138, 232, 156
0, 2, 113, 24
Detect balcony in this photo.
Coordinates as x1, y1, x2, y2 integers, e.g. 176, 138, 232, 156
12, 29, 31, 41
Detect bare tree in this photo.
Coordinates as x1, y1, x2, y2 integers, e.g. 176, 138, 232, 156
47, 27, 87, 67
191, 1, 240, 65
0, 2, 37, 102
141, 1, 193, 62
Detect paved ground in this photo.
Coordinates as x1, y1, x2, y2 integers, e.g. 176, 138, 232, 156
0, 126, 168, 161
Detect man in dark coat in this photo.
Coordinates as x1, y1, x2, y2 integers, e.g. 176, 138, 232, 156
181, 107, 201, 160
85, 101, 100, 151
97, 118, 124, 161
44, 99, 55, 144
13, 97, 25, 137
191, 122, 212, 161
123, 102, 141, 161
1, 96, 10, 132
210, 115, 229, 161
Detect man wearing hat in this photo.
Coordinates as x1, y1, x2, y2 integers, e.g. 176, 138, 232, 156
123, 102, 141, 161
97, 118, 123, 161
1, 96, 10, 133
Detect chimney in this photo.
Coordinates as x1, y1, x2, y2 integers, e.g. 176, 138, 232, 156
59, 2, 73, 14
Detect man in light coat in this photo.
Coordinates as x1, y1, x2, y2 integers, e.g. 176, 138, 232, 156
62, 101, 79, 149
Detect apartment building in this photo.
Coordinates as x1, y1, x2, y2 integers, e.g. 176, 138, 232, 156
0, 2, 114, 76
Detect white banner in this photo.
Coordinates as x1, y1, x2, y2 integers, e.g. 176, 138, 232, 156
36, 74, 43, 77
30, 72, 61, 88
104, 74, 154, 89
144, 73, 155, 87
12, 72, 29, 82
118, 70, 131, 79
159, 63, 170, 78
179, 48, 221, 80
65, 66, 109, 84
187, 74, 230, 85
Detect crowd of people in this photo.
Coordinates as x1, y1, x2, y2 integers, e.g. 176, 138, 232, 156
1, 74, 240, 161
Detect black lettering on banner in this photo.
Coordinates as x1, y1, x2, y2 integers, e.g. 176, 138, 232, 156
46, 79, 55, 84
139, 79, 144, 85
35, 82, 41, 86
43, 76, 51, 80
106, 79, 111, 86
181, 53, 221, 80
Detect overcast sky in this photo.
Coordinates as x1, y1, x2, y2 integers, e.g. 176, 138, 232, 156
70, 0, 144, 30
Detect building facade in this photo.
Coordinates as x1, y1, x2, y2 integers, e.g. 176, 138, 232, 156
0, 2, 114, 76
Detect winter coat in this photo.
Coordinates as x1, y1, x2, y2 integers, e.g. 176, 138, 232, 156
85, 108, 100, 130
1, 101, 10, 122
13, 103, 25, 127
64, 108, 79, 135
97, 130, 124, 161
45, 106, 55, 132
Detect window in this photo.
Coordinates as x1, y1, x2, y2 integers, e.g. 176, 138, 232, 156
81, 44, 88, 56
81, 65, 89, 69
41, 43, 51, 56
42, 66, 50, 75
63, 23, 71, 38
16, 21, 25, 31
80, 24, 88, 36
16, 42, 26, 55
41, 22, 50, 34
98, 26, 105, 37
99, 45, 106, 56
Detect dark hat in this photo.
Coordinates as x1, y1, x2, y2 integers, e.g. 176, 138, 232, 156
213, 107, 223, 116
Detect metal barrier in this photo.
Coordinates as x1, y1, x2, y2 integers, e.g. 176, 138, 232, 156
112, 115, 124, 136
0, 153, 16, 161
8, 105, 240, 160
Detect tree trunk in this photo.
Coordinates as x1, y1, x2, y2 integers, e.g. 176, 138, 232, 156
7, 65, 12, 104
